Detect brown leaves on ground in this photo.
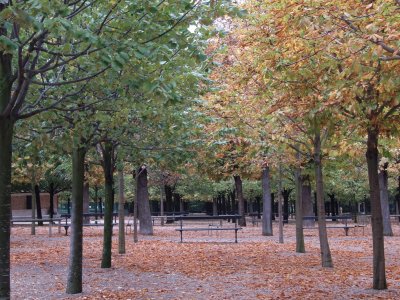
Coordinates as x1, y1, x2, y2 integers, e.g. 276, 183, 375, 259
10, 222, 400, 299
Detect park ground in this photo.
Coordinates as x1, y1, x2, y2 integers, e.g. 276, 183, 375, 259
10, 221, 400, 300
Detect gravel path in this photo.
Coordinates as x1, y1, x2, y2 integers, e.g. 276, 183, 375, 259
10, 221, 400, 299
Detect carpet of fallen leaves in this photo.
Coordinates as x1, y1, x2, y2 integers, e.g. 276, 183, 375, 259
10, 219, 400, 300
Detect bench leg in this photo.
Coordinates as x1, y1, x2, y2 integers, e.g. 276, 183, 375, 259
64, 227, 69, 236
180, 230, 183, 243
345, 227, 349, 236
235, 229, 238, 243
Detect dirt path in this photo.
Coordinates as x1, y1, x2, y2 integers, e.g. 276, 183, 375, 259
10, 222, 400, 299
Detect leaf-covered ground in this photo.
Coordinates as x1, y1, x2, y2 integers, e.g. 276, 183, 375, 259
10, 220, 400, 299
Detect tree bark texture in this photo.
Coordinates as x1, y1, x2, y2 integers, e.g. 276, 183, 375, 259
302, 180, 314, 227
101, 142, 114, 268
118, 169, 125, 254
366, 127, 387, 289
314, 129, 333, 268
282, 189, 291, 224
34, 185, 43, 225
49, 183, 55, 218
262, 167, 273, 236
378, 167, 393, 236
234, 175, 246, 226
0, 117, 13, 299
212, 197, 218, 216
83, 181, 90, 225
278, 166, 284, 244
31, 179, 36, 235
137, 167, 153, 235
66, 143, 86, 294
295, 166, 305, 253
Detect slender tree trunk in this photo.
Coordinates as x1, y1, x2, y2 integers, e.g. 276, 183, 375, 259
31, 178, 36, 235
137, 166, 153, 235
234, 175, 246, 226
66, 142, 86, 294
160, 185, 164, 225
94, 186, 98, 223
282, 189, 291, 224
278, 166, 284, 243
118, 169, 125, 254
302, 179, 314, 227
133, 172, 138, 243
379, 166, 393, 236
366, 127, 387, 289
83, 181, 90, 225
101, 142, 114, 268
179, 196, 184, 213
262, 167, 273, 236
49, 182, 55, 218
0, 51, 13, 300
295, 162, 305, 253
35, 185, 43, 226
314, 129, 333, 268
212, 197, 218, 216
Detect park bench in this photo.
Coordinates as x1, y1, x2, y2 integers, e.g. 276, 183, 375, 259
303, 215, 355, 236
174, 215, 243, 243
61, 213, 118, 235
11, 217, 63, 237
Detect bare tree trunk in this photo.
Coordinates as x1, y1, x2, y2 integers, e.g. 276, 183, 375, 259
83, 181, 90, 225
379, 166, 393, 236
31, 179, 36, 235
302, 177, 314, 227
295, 161, 305, 253
118, 169, 125, 254
234, 175, 246, 226
137, 166, 153, 235
66, 141, 86, 294
314, 129, 333, 268
101, 142, 114, 268
262, 167, 273, 236
160, 185, 164, 226
133, 171, 138, 243
212, 197, 218, 216
35, 185, 43, 226
278, 166, 284, 244
49, 182, 55, 218
366, 127, 387, 289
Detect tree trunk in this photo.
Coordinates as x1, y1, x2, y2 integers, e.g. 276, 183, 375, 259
160, 185, 164, 225
0, 117, 13, 299
366, 127, 387, 289
94, 186, 98, 222
234, 175, 246, 226
133, 172, 138, 243
302, 179, 314, 227
117, 169, 126, 254
35, 185, 43, 226
295, 163, 305, 253
31, 179, 36, 235
262, 167, 273, 236
278, 166, 284, 244
379, 166, 393, 236
179, 196, 184, 213
66, 142, 86, 294
212, 197, 218, 216
282, 189, 291, 224
49, 182, 55, 218
101, 142, 114, 268
165, 185, 173, 214
83, 181, 90, 225
314, 129, 333, 268
137, 166, 153, 235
